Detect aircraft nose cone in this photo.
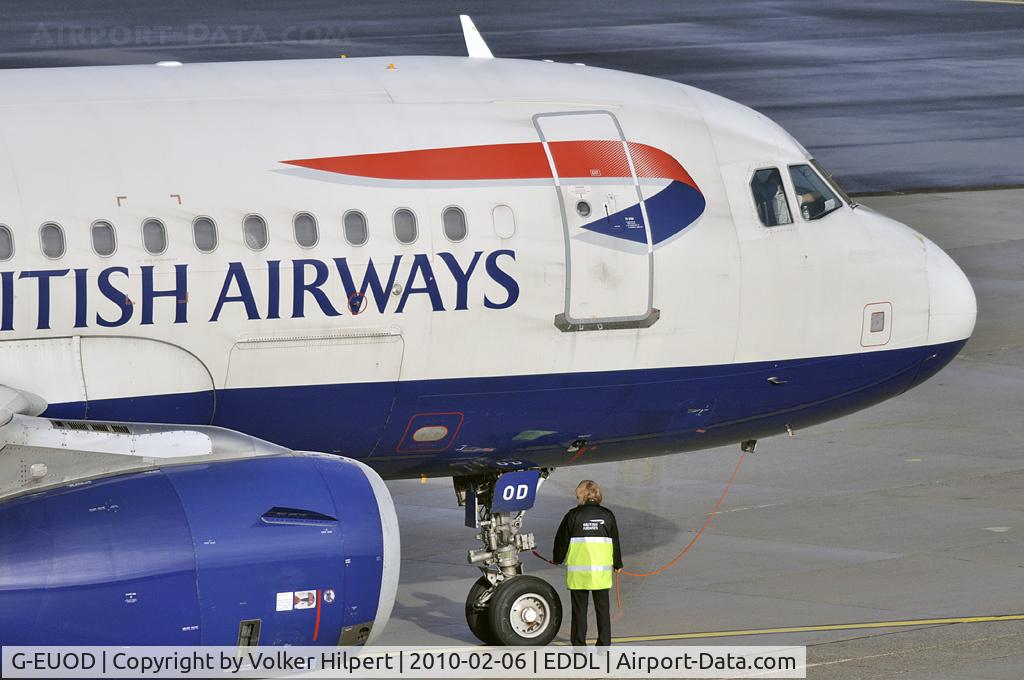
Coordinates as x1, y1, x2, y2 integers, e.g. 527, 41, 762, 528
926, 238, 976, 344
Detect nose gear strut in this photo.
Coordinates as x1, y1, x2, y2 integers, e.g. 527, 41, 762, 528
455, 470, 561, 645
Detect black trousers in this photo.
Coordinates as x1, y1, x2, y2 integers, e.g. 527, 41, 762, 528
570, 588, 611, 646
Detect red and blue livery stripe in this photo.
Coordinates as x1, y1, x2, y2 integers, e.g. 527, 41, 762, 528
283, 141, 705, 245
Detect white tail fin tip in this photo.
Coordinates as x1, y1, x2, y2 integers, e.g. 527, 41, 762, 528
460, 15, 494, 59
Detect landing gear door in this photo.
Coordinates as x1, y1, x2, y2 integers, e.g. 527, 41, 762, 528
534, 111, 657, 332
491, 470, 542, 513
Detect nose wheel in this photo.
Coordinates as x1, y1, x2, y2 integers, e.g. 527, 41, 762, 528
466, 575, 561, 646
458, 472, 562, 646
491, 576, 560, 643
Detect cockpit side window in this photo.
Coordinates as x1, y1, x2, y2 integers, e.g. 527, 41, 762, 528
750, 168, 793, 227
789, 164, 842, 220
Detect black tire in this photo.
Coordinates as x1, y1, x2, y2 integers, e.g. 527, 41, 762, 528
465, 576, 499, 645
486, 575, 562, 646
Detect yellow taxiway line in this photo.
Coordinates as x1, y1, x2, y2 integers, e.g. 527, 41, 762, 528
607, 613, 1024, 643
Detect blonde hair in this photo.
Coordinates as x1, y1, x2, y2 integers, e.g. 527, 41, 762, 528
575, 480, 603, 505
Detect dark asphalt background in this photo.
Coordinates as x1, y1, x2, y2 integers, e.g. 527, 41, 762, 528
1, 0, 1022, 192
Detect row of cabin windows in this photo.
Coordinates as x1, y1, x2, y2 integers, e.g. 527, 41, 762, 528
0, 206, 472, 261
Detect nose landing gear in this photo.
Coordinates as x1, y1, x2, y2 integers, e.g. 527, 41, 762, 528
456, 471, 562, 646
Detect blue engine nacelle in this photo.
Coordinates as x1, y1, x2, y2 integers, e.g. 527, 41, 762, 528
0, 453, 399, 645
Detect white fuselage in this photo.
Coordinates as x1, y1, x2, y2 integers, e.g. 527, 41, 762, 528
0, 56, 976, 477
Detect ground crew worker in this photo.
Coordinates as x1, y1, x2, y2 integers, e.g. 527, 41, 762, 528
552, 480, 623, 647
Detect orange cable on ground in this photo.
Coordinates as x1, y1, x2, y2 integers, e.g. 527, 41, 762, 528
613, 449, 748, 616
533, 450, 749, 618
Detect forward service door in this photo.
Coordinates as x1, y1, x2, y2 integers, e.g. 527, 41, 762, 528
534, 111, 657, 331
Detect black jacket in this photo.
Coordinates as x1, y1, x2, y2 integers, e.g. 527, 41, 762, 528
552, 501, 623, 569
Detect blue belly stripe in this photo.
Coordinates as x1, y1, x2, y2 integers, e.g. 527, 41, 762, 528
44, 339, 966, 479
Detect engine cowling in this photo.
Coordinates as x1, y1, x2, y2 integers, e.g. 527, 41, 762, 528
0, 452, 399, 645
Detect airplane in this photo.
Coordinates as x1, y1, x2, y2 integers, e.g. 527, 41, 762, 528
0, 16, 976, 647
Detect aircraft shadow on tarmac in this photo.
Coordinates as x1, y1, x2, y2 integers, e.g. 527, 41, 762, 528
392, 503, 685, 642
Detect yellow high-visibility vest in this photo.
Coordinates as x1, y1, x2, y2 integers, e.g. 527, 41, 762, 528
565, 536, 614, 590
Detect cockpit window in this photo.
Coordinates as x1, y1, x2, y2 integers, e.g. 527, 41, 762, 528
750, 168, 793, 227
789, 164, 842, 221
810, 158, 855, 207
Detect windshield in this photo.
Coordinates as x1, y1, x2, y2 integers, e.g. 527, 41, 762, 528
812, 159, 855, 207
789, 163, 843, 220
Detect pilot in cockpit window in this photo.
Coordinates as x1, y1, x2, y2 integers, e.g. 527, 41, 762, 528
750, 168, 793, 227
789, 163, 842, 221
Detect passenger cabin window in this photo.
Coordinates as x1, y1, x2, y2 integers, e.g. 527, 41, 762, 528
293, 212, 318, 248
91, 220, 116, 257
790, 164, 842, 220
442, 206, 468, 242
492, 204, 516, 238
193, 216, 218, 252
750, 168, 793, 227
344, 210, 368, 246
0, 225, 13, 260
142, 218, 167, 255
393, 208, 417, 244
40, 222, 65, 259
243, 214, 269, 250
